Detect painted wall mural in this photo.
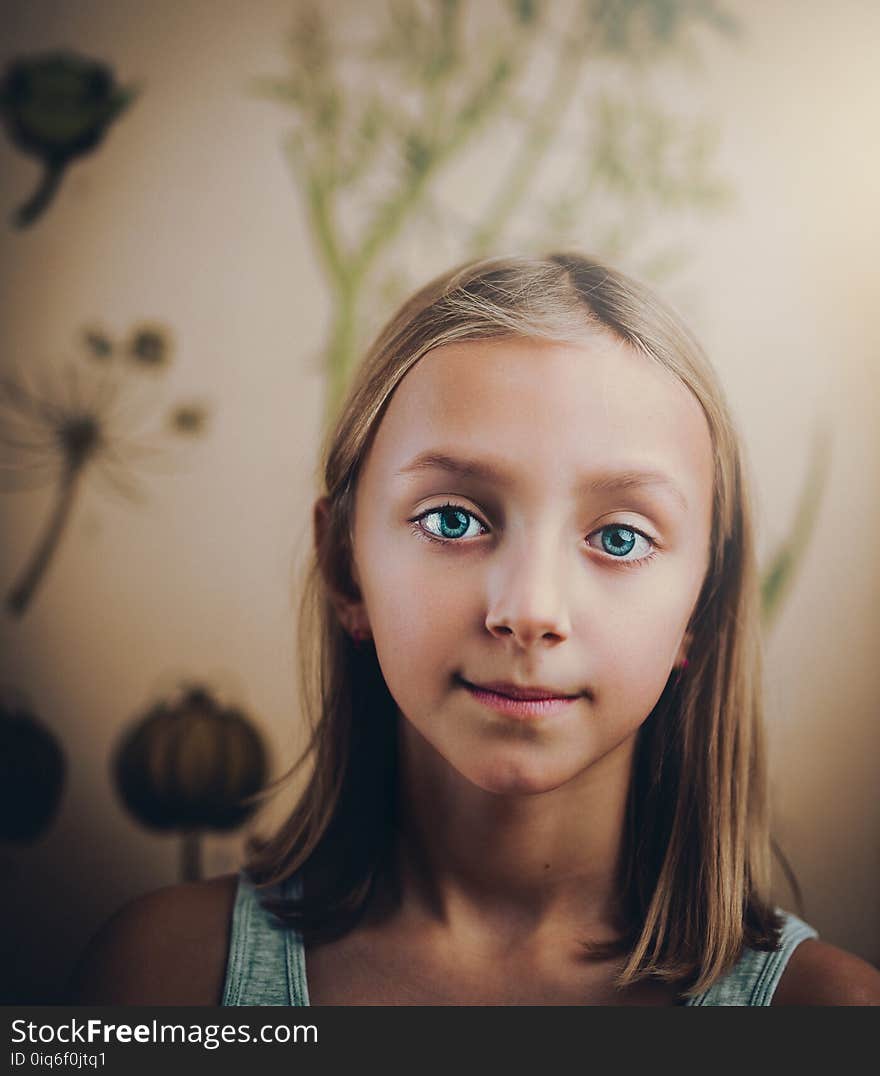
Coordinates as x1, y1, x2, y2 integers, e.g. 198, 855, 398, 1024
0, 692, 65, 844
1, 0, 876, 1001
255, 0, 825, 626
0, 50, 137, 228
256, 0, 739, 429
0, 323, 209, 617
113, 684, 269, 883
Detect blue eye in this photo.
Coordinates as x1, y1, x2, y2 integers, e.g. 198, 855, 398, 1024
414, 504, 486, 543
587, 524, 654, 563
412, 506, 656, 566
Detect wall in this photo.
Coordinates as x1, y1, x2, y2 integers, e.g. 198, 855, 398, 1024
1, 0, 877, 1002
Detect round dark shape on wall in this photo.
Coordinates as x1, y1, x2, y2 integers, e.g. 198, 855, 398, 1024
113, 685, 268, 832
0, 701, 65, 843
0, 50, 133, 160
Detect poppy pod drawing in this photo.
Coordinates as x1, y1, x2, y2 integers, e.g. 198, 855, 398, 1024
113, 685, 269, 882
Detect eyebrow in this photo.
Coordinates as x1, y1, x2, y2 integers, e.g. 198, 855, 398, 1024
396, 451, 689, 511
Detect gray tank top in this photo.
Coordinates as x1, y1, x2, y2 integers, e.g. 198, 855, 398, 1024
221, 870, 818, 1006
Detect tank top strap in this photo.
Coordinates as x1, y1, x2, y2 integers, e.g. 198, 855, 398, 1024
221, 870, 310, 1006
684, 909, 818, 1006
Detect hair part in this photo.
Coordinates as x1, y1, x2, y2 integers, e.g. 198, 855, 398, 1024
244, 252, 784, 998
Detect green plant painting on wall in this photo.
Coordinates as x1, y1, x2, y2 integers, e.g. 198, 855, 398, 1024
255, 0, 737, 428
760, 425, 831, 628
0, 51, 138, 228
255, 0, 830, 625
0, 323, 210, 617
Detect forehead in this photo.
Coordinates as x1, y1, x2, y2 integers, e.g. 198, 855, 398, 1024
361, 335, 714, 503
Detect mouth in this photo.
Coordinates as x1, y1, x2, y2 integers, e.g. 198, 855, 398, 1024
458, 676, 581, 701
456, 675, 583, 720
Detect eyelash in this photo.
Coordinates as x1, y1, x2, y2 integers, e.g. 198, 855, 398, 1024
409, 502, 659, 569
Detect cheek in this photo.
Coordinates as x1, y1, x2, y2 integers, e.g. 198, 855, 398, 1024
581, 571, 694, 695
359, 541, 468, 667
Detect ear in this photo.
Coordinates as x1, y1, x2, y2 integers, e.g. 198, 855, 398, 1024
313, 496, 372, 639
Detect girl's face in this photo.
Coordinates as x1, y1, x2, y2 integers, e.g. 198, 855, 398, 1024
346, 334, 714, 795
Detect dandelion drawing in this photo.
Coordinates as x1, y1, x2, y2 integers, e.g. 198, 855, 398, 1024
0, 324, 209, 617
125, 322, 173, 369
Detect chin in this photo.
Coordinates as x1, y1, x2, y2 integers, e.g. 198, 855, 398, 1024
462, 756, 576, 797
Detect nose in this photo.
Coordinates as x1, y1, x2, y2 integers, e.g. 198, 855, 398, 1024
485, 528, 572, 648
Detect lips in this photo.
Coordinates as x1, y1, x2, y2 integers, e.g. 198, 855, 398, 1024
460, 677, 580, 701
459, 678, 581, 720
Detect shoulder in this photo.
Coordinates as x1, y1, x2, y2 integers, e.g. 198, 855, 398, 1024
773, 939, 880, 1006
66, 872, 240, 1006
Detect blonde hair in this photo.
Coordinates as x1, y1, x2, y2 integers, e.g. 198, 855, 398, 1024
245, 252, 783, 998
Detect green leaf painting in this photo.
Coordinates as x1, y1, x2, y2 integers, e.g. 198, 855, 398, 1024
255, 0, 738, 429
256, 0, 828, 628
761, 426, 831, 627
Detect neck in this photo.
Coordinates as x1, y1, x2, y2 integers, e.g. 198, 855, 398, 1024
387, 717, 637, 951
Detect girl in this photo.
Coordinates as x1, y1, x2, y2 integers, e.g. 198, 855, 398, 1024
70, 253, 880, 1005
